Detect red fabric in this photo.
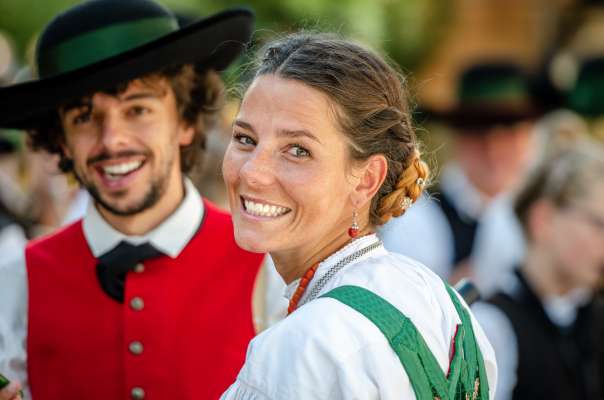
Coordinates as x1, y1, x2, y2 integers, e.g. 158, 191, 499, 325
26, 200, 263, 400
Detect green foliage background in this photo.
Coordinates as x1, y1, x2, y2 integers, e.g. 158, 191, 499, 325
0, 0, 452, 74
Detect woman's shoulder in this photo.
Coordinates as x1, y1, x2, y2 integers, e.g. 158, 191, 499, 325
336, 251, 459, 324
237, 295, 410, 399
247, 251, 458, 371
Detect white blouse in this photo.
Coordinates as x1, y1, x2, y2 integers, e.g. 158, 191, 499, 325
221, 234, 498, 400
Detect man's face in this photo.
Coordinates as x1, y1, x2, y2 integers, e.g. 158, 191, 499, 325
456, 121, 534, 198
60, 78, 194, 217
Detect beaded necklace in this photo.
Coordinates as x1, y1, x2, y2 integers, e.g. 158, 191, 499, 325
287, 238, 383, 315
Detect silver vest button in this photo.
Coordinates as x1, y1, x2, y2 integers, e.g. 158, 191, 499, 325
131, 387, 145, 399
130, 297, 144, 311
129, 341, 144, 355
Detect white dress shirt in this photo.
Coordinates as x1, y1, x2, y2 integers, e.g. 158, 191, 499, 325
221, 234, 498, 400
379, 163, 491, 279
471, 195, 526, 297
0, 179, 204, 399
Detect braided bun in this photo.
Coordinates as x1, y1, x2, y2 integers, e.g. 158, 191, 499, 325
377, 150, 430, 225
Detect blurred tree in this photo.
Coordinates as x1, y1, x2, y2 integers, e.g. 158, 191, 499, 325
0, 0, 451, 77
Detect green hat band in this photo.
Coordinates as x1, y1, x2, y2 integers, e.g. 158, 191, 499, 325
460, 79, 528, 104
568, 75, 604, 117
37, 16, 179, 77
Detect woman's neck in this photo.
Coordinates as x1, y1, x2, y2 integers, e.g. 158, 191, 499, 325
272, 227, 374, 285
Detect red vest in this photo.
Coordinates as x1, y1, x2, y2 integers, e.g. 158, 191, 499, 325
26, 200, 263, 400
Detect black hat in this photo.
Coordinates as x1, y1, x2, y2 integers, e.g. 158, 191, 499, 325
426, 62, 541, 131
0, 0, 254, 129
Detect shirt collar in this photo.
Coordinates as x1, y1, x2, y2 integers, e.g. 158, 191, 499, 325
83, 178, 204, 258
440, 163, 490, 219
284, 234, 385, 301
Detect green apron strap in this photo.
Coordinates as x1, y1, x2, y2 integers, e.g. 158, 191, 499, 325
445, 284, 490, 399
321, 285, 449, 399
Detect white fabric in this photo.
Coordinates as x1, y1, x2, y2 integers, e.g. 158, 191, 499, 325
378, 195, 454, 279
378, 163, 490, 279
471, 302, 518, 400
0, 224, 27, 264
0, 179, 204, 399
83, 179, 203, 258
471, 195, 526, 297
543, 287, 591, 328
221, 234, 498, 400
61, 189, 89, 225
438, 164, 489, 221
260, 256, 288, 328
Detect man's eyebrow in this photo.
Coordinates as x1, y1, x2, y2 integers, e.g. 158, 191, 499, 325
121, 91, 162, 101
61, 98, 92, 114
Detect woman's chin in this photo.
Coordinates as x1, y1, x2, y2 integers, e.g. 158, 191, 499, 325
234, 233, 273, 254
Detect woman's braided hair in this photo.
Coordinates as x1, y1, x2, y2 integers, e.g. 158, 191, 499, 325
253, 32, 429, 225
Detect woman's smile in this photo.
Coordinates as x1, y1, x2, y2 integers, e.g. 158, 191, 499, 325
240, 195, 291, 218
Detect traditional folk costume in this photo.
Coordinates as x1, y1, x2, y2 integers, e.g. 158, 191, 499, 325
0, 1, 261, 398
222, 234, 497, 400
0, 180, 264, 399
473, 270, 604, 399
380, 63, 540, 285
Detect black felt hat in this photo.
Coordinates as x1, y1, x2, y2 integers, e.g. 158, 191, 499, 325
427, 62, 541, 131
0, 0, 254, 129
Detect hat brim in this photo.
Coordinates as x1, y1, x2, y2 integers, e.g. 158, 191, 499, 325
0, 8, 253, 129
419, 104, 542, 131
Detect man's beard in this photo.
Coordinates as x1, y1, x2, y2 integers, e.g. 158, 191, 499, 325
87, 180, 164, 216
74, 167, 168, 217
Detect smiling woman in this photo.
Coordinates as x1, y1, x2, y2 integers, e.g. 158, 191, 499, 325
221, 32, 498, 400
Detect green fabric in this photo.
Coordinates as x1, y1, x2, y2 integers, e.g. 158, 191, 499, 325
321, 284, 489, 400
37, 16, 179, 77
460, 77, 528, 104
445, 285, 490, 400
568, 74, 604, 117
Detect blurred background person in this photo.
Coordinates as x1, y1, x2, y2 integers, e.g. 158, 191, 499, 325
473, 139, 604, 400
0, 129, 28, 261
471, 108, 590, 296
379, 62, 541, 281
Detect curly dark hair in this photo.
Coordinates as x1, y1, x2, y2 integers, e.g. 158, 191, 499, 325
27, 63, 224, 174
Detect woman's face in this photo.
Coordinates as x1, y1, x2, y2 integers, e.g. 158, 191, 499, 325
548, 182, 604, 290
222, 75, 360, 254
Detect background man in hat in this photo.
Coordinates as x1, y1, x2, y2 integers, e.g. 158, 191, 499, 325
379, 62, 540, 286
0, 1, 263, 399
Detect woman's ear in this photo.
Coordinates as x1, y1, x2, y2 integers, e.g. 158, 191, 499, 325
350, 154, 388, 208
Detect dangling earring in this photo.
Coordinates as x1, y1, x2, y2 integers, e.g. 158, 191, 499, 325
348, 209, 360, 238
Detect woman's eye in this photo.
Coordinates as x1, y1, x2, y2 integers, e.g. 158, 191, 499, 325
287, 145, 310, 158
234, 133, 256, 146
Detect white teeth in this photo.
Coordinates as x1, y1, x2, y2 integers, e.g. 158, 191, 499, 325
244, 199, 289, 217
102, 161, 143, 176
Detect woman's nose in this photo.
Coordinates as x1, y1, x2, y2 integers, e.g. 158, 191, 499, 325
239, 148, 276, 187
